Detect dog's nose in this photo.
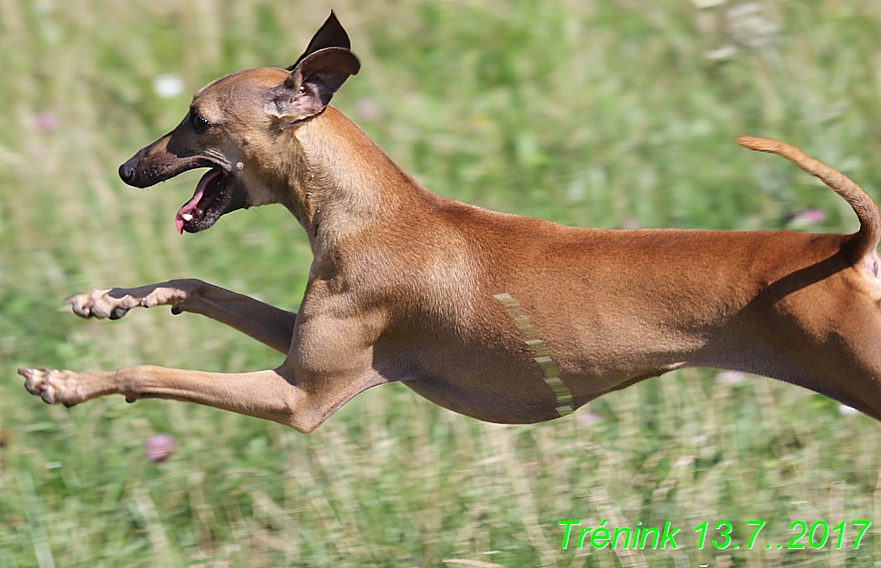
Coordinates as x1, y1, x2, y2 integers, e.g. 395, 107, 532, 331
118, 158, 137, 184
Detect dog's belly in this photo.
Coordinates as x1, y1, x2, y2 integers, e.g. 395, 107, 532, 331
377, 318, 693, 423
399, 359, 685, 424
401, 375, 567, 424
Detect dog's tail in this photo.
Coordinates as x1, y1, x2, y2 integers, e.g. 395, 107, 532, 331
737, 136, 881, 262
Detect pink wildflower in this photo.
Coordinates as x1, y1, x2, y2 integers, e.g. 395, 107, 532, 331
577, 412, 601, 425
145, 435, 177, 462
34, 112, 57, 132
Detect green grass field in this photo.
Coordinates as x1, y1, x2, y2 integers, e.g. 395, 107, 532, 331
4, 0, 881, 566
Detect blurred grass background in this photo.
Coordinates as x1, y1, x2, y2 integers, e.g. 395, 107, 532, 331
3, 0, 881, 566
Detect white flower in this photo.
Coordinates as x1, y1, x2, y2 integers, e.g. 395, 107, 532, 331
153, 74, 184, 99
715, 371, 747, 385
839, 405, 860, 416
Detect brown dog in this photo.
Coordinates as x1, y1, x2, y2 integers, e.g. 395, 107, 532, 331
19, 13, 881, 431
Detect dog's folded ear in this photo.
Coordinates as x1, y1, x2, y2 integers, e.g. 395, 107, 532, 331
267, 12, 360, 124
288, 11, 351, 71
267, 48, 360, 123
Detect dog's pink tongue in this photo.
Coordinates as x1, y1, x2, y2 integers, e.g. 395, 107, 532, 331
175, 169, 220, 234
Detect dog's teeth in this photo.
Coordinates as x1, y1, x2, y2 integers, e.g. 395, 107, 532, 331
181, 213, 193, 222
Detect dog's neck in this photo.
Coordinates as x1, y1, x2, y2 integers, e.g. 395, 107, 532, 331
279, 106, 429, 255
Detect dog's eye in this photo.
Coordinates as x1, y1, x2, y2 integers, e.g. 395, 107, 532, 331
191, 112, 210, 134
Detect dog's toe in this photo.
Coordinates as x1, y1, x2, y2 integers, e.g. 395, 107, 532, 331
21, 368, 49, 398
19, 368, 41, 395
65, 295, 93, 317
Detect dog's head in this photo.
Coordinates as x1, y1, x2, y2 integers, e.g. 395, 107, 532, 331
118, 11, 360, 234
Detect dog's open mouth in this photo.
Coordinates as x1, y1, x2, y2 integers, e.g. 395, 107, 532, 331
176, 168, 226, 234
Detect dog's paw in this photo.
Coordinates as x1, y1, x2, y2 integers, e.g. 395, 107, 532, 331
65, 282, 198, 320
65, 288, 136, 320
19, 368, 82, 407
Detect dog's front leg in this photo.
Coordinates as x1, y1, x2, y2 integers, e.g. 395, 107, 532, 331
67, 279, 297, 354
18, 354, 380, 432
20, 309, 385, 431
18, 365, 331, 431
